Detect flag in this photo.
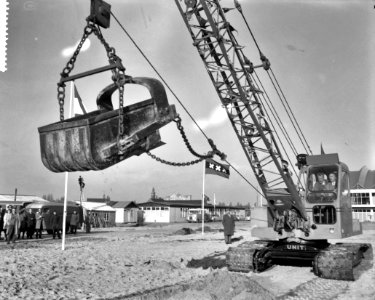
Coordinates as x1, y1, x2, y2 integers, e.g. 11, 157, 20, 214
73, 84, 87, 116
205, 158, 230, 179
204, 194, 210, 201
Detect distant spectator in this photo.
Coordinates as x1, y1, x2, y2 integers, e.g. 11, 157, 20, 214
0, 206, 5, 240
26, 208, 36, 239
4, 206, 17, 244
18, 209, 27, 239
84, 212, 91, 233
12, 208, 20, 239
70, 211, 79, 234
35, 208, 44, 239
222, 211, 235, 244
51, 211, 61, 239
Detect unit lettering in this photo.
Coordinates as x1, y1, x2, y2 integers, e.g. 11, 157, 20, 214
286, 244, 307, 251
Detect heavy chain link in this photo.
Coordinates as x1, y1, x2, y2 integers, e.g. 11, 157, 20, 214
57, 22, 125, 122
147, 116, 226, 167
146, 152, 204, 167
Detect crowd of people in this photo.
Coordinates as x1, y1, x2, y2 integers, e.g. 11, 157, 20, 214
0, 205, 86, 245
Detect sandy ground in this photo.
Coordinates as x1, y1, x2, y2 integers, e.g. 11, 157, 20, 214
0, 222, 374, 300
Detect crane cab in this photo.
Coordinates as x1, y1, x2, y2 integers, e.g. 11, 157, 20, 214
300, 153, 361, 239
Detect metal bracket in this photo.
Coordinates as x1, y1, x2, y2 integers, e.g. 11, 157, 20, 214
87, 0, 111, 29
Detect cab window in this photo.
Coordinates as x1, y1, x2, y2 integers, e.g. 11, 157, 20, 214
307, 166, 338, 203
313, 205, 336, 224
341, 172, 349, 196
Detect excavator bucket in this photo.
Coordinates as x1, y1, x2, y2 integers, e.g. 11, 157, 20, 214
38, 77, 177, 172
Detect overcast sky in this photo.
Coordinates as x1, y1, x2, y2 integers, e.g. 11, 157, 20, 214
0, 0, 374, 205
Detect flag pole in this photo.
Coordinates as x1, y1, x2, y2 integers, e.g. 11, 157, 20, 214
202, 160, 205, 235
62, 81, 74, 250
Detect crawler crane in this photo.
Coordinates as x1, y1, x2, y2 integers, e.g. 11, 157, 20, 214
38, 0, 373, 281
175, 0, 373, 280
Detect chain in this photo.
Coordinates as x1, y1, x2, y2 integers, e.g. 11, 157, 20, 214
174, 116, 215, 159
146, 152, 204, 167
117, 76, 125, 139
147, 116, 227, 167
57, 22, 125, 122
58, 24, 93, 121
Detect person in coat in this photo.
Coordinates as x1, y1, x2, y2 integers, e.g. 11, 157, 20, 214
35, 208, 44, 239
70, 211, 79, 234
51, 211, 61, 239
18, 209, 27, 239
222, 211, 235, 244
4, 206, 18, 244
0, 206, 5, 240
26, 208, 36, 239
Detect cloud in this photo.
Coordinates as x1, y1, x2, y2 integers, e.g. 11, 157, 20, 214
61, 39, 91, 58
194, 105, 228, 131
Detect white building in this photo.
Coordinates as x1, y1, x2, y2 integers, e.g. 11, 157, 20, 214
350, 166, 375, 222
138, 199, 245, 223
112, 201, 139, 224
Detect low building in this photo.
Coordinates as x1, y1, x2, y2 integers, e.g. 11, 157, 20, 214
112, 201, 139, 224
78, 201, 116, 227
0, 194, 49, 210
138, 199, 246, 223
350, 166, 375, 222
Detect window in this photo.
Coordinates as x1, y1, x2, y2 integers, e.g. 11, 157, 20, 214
104, 213, 109, 221
340, 172, 349, 196
313, 206, 336, 224
351, 193, 370, 205
306, 166, 338, 203
352, 208, 372, 222
152, 207, 156, 210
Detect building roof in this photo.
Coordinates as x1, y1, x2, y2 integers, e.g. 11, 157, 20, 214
111, 201, 138, 209
350, 166, 375, 189
138, 200, 208, 208
86, 198, 107, 203
78, 201, 116, 212
0, 195, 48, 202
138, 200, 246, 210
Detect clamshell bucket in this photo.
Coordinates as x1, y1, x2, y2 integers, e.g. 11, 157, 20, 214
38, 77, 177, 172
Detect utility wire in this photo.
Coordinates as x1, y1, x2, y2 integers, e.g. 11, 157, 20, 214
269, 68, 313, 155
235, 1, 312, 156
225, 160, 265, 198
110, 11, 210, 141
110, 11, 265, 197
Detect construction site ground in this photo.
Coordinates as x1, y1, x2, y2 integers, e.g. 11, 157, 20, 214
0, 221, 374, 299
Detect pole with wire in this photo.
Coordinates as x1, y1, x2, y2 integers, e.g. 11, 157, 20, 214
78, 176, 85, 207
